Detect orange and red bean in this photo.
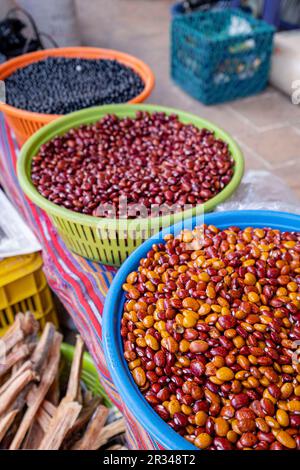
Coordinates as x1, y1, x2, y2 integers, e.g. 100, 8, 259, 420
121, 225, 300, 450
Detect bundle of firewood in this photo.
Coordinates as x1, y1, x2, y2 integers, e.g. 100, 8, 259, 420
0, 313, 126, 450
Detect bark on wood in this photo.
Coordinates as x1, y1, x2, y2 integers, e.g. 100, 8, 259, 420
10, 332, 62, 449
71, 405, 110, 450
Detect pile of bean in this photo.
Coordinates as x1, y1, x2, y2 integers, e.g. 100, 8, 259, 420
5, 57, 144, 114
31, 112, 234, 217
121, 225, 300, 450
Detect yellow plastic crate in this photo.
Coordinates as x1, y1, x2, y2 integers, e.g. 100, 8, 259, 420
0, 253, 58, 335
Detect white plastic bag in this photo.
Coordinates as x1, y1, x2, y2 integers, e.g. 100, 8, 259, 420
216, 170, 300, 214
0, 190, 41, 258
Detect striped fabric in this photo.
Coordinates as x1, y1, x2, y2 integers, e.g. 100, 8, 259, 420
0, 114, 159, 450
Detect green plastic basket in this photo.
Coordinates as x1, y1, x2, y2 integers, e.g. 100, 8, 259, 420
18, 104, 244, 266
60, 342, 111, 408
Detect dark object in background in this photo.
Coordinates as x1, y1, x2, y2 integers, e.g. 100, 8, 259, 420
171, 1, 239, 17
0, 7, 57, 61
0, 53, 6, 64
5, 56, 145, 114
0, 16, 38, 59
182, 0, 219, 11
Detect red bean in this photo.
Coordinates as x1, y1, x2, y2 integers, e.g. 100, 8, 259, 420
231, 394, 250, 410
213, 437, 233, 450
32, 112, 234, 217
239, 433, 258, 448
262, 431, 278, 445
290, 415, 300, 428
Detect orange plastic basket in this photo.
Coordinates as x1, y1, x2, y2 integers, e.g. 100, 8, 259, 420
0, 47, 155, 145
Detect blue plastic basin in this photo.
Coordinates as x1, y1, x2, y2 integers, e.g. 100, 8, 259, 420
103, 210, 300, 450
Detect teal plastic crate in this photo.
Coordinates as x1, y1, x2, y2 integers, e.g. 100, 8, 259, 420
171, 8, 275, 104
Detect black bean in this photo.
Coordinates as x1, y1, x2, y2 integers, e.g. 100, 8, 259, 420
5, 57, 144, 114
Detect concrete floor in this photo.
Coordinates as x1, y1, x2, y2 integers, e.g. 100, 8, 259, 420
76, 0, 300, 198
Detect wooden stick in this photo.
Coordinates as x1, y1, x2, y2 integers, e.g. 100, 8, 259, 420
0, 344, 31, 378
12, 344, 23, 376
0, 361, 32, 397
36, 407, 51, 433
1, 313, 37, 357
31, 323, 55, 373
62, 397, 101, 448
22, 421, 44, 450
42, 400, 56, 416
0, 409, 23, 448
89, 418, 126, 450
47, 374, 60, 406
66, 335, 84, 402
7, 381, 35, 417
10, 332, 62, 449
38, 401, 82, 450
0, 410, 19, 442
0, 369, 36, 415
23, 312, 39, 337
71, 405, 110, 450
35, 400, 56, 432
1, 315, 25, 353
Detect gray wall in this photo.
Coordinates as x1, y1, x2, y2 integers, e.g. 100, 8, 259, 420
0, 0, 14, 18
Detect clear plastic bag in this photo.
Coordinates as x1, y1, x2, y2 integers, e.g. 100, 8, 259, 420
216, 170, 300, 214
